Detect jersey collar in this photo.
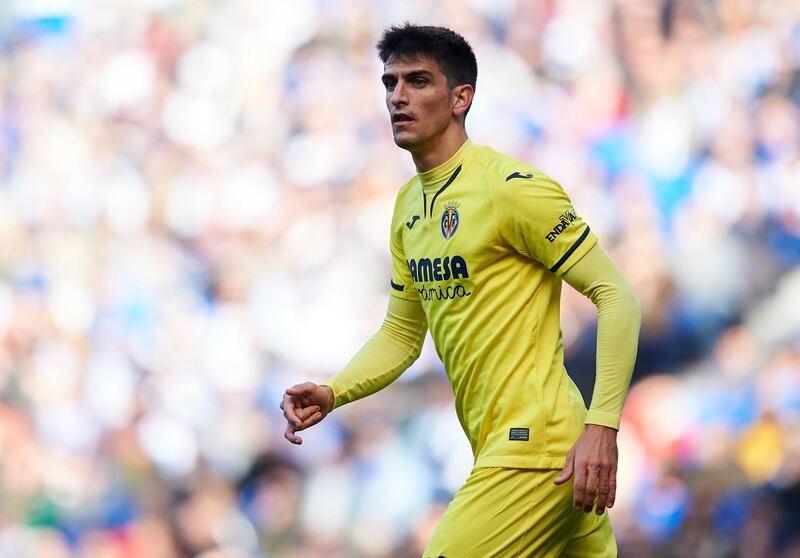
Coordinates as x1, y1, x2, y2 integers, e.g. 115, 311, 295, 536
417, 139, 474, 194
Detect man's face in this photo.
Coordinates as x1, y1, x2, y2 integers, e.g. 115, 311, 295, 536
381, 55, 455, 152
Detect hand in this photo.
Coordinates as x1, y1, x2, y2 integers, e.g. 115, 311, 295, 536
280, 382, 334, 445
553, 424, 619, 515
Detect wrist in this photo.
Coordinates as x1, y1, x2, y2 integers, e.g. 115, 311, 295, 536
584, 409, 621, 430
320, 384, 335, 413
585, 423, 618, 436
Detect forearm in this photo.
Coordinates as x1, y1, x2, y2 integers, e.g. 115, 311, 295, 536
563, 244, 641, 429
586, 279, 641, 428
323, 296, 427, 409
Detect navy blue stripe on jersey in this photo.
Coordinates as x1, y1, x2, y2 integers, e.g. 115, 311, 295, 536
429, 164, 462, 217
549, 225, 591, 273
423, 192, 428, 219
390, 279, 405, 291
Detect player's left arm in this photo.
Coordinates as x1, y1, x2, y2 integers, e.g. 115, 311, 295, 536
553, 243, 642, 515
491, 168, 640, 514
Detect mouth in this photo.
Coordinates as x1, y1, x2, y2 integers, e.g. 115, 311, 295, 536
392, 113, 414, 126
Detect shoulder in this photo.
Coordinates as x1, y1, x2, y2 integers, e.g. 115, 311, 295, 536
468, 143, 547, 186
396, 175, 418, 199
467, 144, 562, 210
390, 176, 419, 232
393, 175, 418, 211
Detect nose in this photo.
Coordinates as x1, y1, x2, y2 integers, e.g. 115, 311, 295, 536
389, 81, 407, 108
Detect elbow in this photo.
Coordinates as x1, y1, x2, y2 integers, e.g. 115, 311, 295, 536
379, 319, 427, 364
593, 281, 642, 323
410, 342, 424, 363
408, 329, 426, 362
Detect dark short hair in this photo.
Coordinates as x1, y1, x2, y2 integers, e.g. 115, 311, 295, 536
377, 23, 478, 96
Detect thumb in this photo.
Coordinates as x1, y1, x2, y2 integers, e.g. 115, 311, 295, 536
554, 451, 574, 485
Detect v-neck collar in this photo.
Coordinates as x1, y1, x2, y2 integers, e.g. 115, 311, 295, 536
418, 139, 473, 219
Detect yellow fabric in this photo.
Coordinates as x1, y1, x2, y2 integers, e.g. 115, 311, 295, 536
327, 138, 639, 470
324, 296, 427, 409
562, 244, 642, 430
388, 139, 599, 469
422, 467, 617, 558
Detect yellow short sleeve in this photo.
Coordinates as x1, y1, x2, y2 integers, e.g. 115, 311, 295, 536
492, 172, 597, 275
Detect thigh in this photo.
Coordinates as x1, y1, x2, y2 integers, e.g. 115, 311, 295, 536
422, 468, 589, 558
560, 508, 617, 558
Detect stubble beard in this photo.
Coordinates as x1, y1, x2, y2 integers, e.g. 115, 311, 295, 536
393, 131, 418, 151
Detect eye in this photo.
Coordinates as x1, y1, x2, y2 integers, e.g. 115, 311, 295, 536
412, 77, 427, 86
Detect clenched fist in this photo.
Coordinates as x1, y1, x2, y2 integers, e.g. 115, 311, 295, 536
280, 382, 335, 444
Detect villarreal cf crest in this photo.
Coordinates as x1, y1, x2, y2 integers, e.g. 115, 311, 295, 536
441, 201, 460, 239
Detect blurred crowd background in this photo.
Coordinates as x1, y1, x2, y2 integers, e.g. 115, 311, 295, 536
0, 0, 799, 556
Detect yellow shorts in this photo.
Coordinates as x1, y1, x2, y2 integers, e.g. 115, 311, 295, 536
422, 467, 617, 558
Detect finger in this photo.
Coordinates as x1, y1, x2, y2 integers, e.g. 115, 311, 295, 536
554, 451, 574, 485
293, 405, 322, 431
595, 465, 610, 515
294, 411, 324, 432
282, 393, 302, 427
607, 466, 617, 509
583, 463, 599, 513
284, 423, 302, 445
285, 382, 316, 397
295, 405, 321, 422
573, 464, 587, 510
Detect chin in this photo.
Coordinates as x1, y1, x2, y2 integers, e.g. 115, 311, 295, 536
393, 132, 422, 151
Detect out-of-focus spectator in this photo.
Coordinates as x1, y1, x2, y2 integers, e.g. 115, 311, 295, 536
0, 0, 798, 556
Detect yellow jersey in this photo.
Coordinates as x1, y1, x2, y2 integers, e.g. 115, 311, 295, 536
389, 139, 597, 469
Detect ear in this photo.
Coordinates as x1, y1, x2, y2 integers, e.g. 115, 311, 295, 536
451, 84, 474, 119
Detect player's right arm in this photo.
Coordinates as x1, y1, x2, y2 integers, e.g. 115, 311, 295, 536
281, 190, 426, 444
323, 295, 427, 408
281, 295, 427, 444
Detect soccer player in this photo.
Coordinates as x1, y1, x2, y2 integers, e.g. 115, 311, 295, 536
280, 24, 641, 557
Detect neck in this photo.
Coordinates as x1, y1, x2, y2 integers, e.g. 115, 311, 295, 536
410, 126, 469, 173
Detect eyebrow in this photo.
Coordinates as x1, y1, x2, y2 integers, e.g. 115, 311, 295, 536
381, 69, 435, 82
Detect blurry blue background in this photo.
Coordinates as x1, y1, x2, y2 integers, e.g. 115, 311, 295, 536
0, 0, 799, 556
